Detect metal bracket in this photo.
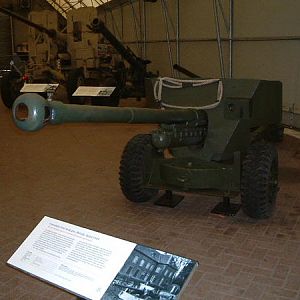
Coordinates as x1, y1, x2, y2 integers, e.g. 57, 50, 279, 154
10, 60, 23, 77
155, 190, 184, 208
211, 196, 241, 216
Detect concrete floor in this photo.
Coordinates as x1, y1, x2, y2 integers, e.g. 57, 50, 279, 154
0, 100, 300, 300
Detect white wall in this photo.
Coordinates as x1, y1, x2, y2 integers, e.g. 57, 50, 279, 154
103, 0, 227, 76
234, 0, 300, 122
103, 0, 300, 125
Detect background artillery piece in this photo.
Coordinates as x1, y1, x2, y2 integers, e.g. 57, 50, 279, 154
0, 6, 69, 108
0, 6, 151, 108
66, 16, 155, 107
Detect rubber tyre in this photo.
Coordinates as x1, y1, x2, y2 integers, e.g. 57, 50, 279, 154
267, 125, 284, 143
67, 68, 85, 104
241, 142, 278, 219
91, 77, 120, 107
1, 72, 22, 108
119, 134, 161, 202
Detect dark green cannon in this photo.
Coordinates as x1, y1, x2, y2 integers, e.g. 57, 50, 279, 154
12, 77, 283, 219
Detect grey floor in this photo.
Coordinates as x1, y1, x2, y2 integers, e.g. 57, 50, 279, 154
0, 99, 300, 299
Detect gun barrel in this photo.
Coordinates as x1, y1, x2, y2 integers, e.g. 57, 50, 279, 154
90, 18, 146, 69
0, 6, 66, 42
13, 94, 206, 132
173, 64, 200, 78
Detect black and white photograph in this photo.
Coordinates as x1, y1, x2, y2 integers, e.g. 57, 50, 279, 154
102, 245, 197, 300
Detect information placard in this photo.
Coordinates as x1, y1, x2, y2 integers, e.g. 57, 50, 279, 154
7, 217, 198, 300
73, 86, 116, 97
20, 83, 59, 93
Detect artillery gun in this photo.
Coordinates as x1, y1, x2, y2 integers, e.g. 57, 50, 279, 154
12, 77, 283, 219
86, 17, 153, 106
65, 7, 122, 106
1, 6, 155, 108
66, 11, 154, 106
0, 7, 69, 108
66, 8, 198, 107
0, 6, 122, 108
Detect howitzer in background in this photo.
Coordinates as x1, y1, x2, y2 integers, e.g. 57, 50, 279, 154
0, 7, 69, 108
0, 6, 135, 108
13, 77, 283, 219
65, 7, 122, 106
70, 16, 155, 107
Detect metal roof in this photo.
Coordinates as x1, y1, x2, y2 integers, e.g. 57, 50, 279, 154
45, 0, 112, 17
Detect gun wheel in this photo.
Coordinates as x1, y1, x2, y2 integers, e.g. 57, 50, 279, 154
119, 134, 161, 202
67, 68, 85, 104
1, 72, 22, 108
241, 142, 278, 219
266, 125, 285, 143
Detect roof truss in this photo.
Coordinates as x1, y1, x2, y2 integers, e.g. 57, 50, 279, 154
45, 0, 111, 16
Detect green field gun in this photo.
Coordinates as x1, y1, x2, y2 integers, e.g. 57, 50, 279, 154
12, 77, 283, 219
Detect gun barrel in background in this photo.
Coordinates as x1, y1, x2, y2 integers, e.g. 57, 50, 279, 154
0, 6, 66, 42
173, 64, 200, 78
90, 18, 148, 70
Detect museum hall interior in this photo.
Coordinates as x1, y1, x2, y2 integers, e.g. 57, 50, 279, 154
0, 0, 300, 299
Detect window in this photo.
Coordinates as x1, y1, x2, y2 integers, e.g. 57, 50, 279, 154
132, 256, 139, 264
164, 270, 169, 276
146, 262, 151, 269
150, 275, 156, 283
155, 266, 162, 273
159, 278, 164, 286
139, 259, 145, 267
126, 266, 133, 275
141, 272, 147, 280
133, 269, 140, 277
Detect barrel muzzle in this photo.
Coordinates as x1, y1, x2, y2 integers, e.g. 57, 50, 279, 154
13, 93, 50, 132
89, 18, 103, 31
92, 18, 100, 27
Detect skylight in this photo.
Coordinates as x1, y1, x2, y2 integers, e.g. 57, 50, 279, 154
46, 0, 112, 17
